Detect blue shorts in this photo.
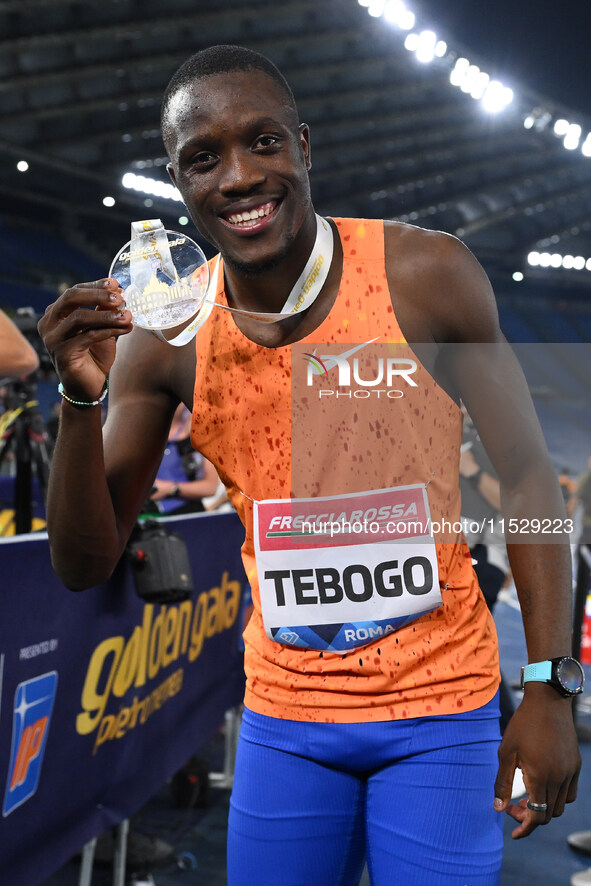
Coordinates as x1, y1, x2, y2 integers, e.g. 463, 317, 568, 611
228, 694, 503, 886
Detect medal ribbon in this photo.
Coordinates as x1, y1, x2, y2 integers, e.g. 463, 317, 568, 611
129, 215, 333, 346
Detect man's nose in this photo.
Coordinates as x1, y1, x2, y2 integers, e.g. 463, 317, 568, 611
219, 149, 266, 193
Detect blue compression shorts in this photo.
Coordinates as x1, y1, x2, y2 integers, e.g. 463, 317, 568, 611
227, 693, 503, 886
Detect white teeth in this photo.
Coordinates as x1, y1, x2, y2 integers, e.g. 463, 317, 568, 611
226, 204, 274, 226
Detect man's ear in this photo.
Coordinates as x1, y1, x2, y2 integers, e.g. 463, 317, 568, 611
166, 162, 177, 188
299, 123, 312, 171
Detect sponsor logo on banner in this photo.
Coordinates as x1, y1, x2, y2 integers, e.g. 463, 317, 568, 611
302, 339, 418, 399
77, 572, 242, 754
3, 671, 58, 816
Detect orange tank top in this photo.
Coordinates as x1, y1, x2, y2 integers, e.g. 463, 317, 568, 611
191, 218, 499, 722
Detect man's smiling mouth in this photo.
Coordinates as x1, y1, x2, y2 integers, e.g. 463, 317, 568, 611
223, 200, 278, 228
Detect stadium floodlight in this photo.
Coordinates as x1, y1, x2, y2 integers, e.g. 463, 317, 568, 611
528, 252, 591, 272
563, 123, 582, 151
434, 40, 447, 58
450, 57, 470, 86
415, 30, 437, 63
470, 71, 490, 100
397, 8, 415, 28
512, 271, 524, 281
404, 32, 419, 52
524, 108, 552, 132
122, 171, 183, 202
384, 0, 404, 22
553, 118, 570, 136
358, 0, 371, 6
102, 196, 116, 207
368, 0, 386, 16
16, 160, 29, 172
460, 64, 481, 94
481, 81, 513, 113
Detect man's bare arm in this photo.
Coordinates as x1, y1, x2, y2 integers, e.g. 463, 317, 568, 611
39, 280, 186, 589
385, 224, 581, 839
0, 309, 39, 378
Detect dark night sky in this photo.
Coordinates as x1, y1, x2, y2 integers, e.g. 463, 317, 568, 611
415, 0, 591, 116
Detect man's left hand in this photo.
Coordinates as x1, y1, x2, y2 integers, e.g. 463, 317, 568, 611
493, 684, 581, 838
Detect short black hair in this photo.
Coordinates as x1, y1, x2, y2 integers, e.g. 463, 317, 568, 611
161, 44, 299, 149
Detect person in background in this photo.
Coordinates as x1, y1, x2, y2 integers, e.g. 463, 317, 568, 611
0, 309, 39, 379
147, 403, 219, 515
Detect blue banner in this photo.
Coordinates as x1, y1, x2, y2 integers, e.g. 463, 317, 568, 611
0, 511, 248, 886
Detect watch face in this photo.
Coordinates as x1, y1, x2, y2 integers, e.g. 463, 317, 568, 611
556, 657, 585, 693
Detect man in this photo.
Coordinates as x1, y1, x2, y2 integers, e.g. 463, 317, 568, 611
39, 46, 581, 886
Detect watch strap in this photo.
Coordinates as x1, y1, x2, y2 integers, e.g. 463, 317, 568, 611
521, 660, 553, 687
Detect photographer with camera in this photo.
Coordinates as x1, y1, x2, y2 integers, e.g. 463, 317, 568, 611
0, 309, 39, 380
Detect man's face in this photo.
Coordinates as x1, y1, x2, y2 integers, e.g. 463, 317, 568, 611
166, 69, 313, 276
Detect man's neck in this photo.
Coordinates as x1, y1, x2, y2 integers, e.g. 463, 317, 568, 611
220, 216, 344, 349
222, 209, 320, 314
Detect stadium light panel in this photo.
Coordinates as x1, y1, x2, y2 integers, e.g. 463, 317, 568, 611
415, 30, 437, 63
553, 118, 569, 136
368, 0, 386, 17
397, 8, 415, 28
563, 123, 582, 150
460, 65, 480, 94
450, 57, 470, 86
384, 0, 404, 22
481, 81, 513, 113
122, 171, 183, 202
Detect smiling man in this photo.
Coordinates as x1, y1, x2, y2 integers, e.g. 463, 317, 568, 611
39, 45, 582, 886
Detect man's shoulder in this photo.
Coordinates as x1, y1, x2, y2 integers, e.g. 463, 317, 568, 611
379, 220, 498, 343
383, 220, 472, 270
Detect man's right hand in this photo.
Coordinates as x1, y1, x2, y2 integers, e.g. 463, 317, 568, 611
38, 278, 133, 401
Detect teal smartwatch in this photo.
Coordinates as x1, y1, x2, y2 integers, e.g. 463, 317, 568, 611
520, 657, 585, 698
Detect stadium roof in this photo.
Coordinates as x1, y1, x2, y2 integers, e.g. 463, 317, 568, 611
2, 0, 591, 291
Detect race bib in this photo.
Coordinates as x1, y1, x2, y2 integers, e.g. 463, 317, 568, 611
253, 485, 442, 653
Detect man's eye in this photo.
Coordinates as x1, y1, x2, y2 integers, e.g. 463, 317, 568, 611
193, 152, 217, 166
255, 135, 280, 149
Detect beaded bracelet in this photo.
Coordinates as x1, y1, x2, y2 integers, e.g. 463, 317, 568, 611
58, 378, 109, 407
